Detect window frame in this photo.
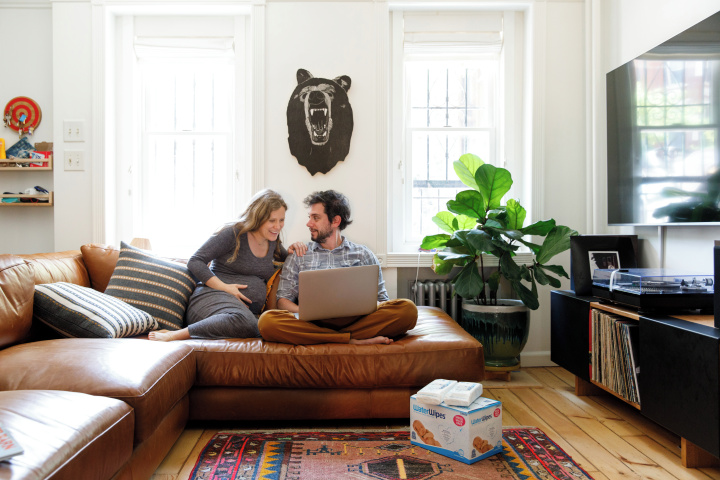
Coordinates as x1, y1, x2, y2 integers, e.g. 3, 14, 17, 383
388, 8, 530, 261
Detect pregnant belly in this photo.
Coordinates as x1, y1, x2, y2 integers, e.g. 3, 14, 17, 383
232, 275, 267, 314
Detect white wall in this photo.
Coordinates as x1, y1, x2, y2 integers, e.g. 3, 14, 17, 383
264, 2, 380, 252
526, 0, 587, 365
0, 4, 54, 254
51, 2, 94, 253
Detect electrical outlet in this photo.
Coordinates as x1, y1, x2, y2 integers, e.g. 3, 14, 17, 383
64, 151, 84, 171
63, 120, 85, 142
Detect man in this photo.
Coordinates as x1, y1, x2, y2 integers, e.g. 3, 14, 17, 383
258, 190, 418, 345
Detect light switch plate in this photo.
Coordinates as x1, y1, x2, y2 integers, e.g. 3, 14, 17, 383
64, 151, 84, 171
63, 120, 85, 142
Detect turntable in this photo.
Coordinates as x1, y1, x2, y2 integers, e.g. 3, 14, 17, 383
591, 268, 714, 312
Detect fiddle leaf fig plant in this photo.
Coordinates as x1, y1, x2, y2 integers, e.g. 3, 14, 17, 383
420, 153, 578, 310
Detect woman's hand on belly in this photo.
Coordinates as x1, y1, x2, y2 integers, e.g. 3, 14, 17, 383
205, 276, 252, 305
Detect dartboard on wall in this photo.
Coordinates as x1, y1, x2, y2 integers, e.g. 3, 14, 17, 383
3, 96, 42, 136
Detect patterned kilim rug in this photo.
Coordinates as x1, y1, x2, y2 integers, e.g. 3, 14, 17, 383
189, 428, 593, 480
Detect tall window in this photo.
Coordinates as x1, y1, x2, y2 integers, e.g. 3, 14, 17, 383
139, 59, 235, 256
405, 58, 498, 240
390, 10, 522, 253
113, 16, 244, 258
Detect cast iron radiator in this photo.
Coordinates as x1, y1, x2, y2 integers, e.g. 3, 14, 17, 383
411, 280, 461, 321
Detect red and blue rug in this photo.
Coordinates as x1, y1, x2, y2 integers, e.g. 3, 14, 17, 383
189, 428, 593, 479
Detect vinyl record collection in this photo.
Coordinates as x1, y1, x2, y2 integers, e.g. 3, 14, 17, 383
590, 309, 641, 405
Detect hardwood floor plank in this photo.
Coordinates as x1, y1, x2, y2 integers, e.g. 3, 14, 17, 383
483, 390, 520, 425
625, 435, 714, 480
528, 367, 644, 437
509, 386, 643, 478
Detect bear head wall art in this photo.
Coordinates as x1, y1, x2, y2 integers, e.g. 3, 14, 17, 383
286, 69, 354, 176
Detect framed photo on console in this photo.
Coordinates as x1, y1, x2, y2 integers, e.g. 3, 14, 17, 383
570, 235, 639, 295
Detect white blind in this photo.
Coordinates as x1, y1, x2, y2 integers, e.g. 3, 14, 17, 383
403, 12, 503, 53
134, 36, 234, 59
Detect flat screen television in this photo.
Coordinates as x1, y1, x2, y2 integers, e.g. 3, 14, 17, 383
607, 9, 720, 226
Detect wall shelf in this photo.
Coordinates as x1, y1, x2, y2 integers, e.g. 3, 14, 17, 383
0, 192, 53, 207
0, 156, 53, 171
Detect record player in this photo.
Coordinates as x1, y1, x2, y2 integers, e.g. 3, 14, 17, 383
591, 268, 714, 312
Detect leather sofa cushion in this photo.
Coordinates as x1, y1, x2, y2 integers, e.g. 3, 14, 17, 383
0, 389, 133, 480
0, 339, 195, 446
0, 255, 34, 349
18, 251, 90, 287
188, 306, 483, 388
80, 243, 120, 292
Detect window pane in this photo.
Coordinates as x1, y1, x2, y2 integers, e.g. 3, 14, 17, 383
406, 60, 496, 128
140, 60, 235, 257
409, 130, 491, 241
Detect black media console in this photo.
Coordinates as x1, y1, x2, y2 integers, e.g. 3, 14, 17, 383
551, 290, 720, 468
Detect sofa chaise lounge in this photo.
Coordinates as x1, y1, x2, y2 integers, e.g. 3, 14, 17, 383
0, 243, 484, 479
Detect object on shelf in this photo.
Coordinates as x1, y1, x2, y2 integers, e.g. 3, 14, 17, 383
592, 268, 715, 312
3, 96, 42, 138
5, 137, 34, 159
0, 138, 5, 159
19, 186, 50, 203
1, 192, 19, 203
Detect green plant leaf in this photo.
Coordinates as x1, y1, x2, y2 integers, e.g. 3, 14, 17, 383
521, 219, 556, 236
466, 230, 495, 253
453, 261, 484, 299
502, 229, 525, 240
535, 263, 561, 288
432, 254, 455, 275
517, 238, 541, 254
453, 154, 484, 190
455, 214, 477, 230
540, 264, 570, 279
487, 270, 500, 292
535, 225, 578, 264
511, 280, 539, 310
420, 234, 450, 250
519, 265, 532, 282
432, 211, 458, 234
437, 251, 473, 262
492, 236, 518, 253
475, 164, 512, 210
500, 254, 523, 281
533, 264, 552, 286
505, 199, 526, 230
448, 190, 485, 218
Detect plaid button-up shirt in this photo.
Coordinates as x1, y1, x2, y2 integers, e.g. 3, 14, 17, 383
276, 237, 388, 304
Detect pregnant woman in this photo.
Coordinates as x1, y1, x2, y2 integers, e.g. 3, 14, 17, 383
149, 189, 303, 341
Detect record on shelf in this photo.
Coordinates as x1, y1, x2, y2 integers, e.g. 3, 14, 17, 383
3, 97, 42, 136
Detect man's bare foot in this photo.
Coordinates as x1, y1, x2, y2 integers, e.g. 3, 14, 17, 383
349, 336, 393, 345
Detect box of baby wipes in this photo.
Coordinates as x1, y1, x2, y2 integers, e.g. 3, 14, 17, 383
410, 394, 502, 464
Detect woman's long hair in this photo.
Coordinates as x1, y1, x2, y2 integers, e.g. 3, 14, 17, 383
227, 189, 287, 262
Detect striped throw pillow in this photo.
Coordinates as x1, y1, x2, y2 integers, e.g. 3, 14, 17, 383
34, 282, 158, 338
104, 242, 196, 330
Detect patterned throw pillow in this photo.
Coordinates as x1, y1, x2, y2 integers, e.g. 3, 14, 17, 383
104, 242, 196, 330
34, 282, 157, 338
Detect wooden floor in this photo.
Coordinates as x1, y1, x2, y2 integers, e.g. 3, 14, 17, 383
152, 366, 720, 480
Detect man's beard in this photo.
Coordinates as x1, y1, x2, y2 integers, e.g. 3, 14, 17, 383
311, 225, 333, 244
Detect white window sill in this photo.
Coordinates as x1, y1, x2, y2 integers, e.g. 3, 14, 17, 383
382, 252, 535, 268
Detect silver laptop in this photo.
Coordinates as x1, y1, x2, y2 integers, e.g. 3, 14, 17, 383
296, 265, 379, 321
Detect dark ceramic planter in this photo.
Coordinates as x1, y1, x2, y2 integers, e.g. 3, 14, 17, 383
459, 299, 529, 368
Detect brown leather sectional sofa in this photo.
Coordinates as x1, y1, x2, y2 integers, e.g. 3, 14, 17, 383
0, 244, 484, 479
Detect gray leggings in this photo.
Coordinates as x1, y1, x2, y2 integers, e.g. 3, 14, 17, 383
185, 288, 260, 339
